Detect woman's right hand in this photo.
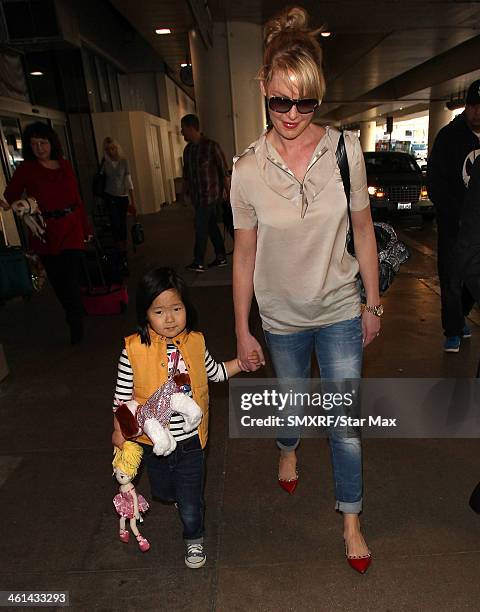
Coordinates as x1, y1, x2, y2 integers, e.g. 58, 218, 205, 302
112, 430, 126, 449
237, 332, 265, 371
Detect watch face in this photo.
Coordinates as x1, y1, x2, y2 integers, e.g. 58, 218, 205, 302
376, 305, 384, 316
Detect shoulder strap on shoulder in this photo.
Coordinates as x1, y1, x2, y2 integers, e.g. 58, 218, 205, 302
335, 131, 353, 246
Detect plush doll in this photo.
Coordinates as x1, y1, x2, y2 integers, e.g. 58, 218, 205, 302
11, 197, 46, 243
112, 441, 150, 552
114, 372, 202, 457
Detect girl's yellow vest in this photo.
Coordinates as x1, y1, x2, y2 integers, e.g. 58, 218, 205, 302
124, 328, 209, 448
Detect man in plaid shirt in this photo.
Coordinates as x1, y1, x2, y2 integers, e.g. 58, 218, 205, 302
181, 114, 230, 272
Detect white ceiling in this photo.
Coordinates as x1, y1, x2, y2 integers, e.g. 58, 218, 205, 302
109, 0, 480, 122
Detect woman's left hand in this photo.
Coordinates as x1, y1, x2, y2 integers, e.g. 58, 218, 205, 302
128, 204, 137, 216
362, 310, 381, 347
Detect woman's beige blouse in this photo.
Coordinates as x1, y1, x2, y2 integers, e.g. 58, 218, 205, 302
231, 127, 370, 334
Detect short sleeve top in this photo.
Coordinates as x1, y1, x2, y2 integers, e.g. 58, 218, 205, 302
230, 127, 369, 333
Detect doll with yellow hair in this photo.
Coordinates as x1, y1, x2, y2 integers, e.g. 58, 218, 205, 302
112, 441, 150, 552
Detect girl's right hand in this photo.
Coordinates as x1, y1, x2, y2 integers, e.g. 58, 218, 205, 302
112, 430, 126, 449
237, 332, 265, 371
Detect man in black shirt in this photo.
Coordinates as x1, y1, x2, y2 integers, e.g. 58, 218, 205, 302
428, 80, 480, 352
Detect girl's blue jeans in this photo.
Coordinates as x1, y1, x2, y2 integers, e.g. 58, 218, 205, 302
140, 435, 204, 544
264, 315, 363, 514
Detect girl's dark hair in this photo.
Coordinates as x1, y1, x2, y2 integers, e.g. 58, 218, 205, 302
136, 267, 198, 345
22, 122, 64, 161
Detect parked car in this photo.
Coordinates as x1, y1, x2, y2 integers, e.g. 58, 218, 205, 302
410, 142, 428, 163
364, 151, 434, 219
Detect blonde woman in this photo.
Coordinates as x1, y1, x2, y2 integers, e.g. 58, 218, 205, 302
102, 137, 137, 273
231, 6, 380, 573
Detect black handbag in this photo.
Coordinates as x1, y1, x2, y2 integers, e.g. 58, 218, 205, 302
335, 132, 410, 303
92, 158, 106, 197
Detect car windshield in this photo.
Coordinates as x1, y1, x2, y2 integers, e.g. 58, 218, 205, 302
365, 154, 419, 173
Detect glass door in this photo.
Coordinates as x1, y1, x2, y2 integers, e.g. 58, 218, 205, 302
0, 116, 24, 179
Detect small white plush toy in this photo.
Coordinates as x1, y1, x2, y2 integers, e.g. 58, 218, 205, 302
11, 197, 46, 242
114, 381, 202, 457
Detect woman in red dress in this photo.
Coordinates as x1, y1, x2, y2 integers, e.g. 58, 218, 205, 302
4, 122, 90, 344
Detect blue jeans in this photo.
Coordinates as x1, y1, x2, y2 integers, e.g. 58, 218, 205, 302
140, 435, 205, 544
264, 316, 363, 513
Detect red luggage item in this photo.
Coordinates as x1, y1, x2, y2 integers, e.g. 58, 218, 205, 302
81, 238, 128, 315
81, 284, 128, 315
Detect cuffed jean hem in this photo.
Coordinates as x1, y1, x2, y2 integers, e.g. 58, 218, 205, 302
276, 439, 300, 451
185, 536, 204, 545
335, 499, 363, 514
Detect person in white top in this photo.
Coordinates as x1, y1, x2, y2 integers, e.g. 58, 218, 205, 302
102, 137, 137, 273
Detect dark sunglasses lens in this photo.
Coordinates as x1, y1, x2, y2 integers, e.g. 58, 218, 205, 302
296, 99, 318, 114
269, 97, 293, 113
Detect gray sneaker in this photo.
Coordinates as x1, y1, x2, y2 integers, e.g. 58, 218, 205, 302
185, 543, 206, 568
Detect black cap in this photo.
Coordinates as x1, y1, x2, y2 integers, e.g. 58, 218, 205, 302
466, 80, 480, 105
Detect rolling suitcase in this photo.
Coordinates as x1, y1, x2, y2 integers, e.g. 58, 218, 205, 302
81, 239, 128, 315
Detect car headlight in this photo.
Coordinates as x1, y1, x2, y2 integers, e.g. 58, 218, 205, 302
368, 186, 385, 198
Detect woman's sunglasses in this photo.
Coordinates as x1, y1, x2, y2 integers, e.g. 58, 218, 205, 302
268, 96, 319, 114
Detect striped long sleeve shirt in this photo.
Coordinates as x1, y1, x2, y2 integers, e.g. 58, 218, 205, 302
113, 343, 227, 443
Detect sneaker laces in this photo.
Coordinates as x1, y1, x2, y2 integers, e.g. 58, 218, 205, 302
187, 544, 203, 556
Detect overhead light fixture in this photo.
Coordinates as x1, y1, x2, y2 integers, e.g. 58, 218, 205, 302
30, 71, 44, 76
321, 31, 331, 38
399, 107, 403, 110
155, 28, 171, 35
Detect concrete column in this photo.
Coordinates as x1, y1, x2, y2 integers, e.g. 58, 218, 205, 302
226, 22, 266, 154
359, 121, 376, 152
189, 22, 265, 166
427, 101, 454, 155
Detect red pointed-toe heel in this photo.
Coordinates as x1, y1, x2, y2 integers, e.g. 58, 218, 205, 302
278, 471, 299, 495
344, 541, 372, 574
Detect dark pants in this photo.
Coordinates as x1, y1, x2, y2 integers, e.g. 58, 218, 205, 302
104, 194, 128, 243
193, 203, 225, 265
40, 249, 84, 330
437, 226, 475, 337
141, 435, 205, 543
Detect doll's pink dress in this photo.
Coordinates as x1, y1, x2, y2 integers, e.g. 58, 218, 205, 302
113, 489, 149, 518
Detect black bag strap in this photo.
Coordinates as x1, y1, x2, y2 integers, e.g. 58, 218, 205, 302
99, 157, 105, 173
335, 131, 354, 250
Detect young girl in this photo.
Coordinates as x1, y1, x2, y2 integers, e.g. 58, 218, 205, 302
112, 267, 260, 568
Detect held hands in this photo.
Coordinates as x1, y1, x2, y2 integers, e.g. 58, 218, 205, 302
362, 309, 381, 347
236, 351, 263, 373
237, 332, 266, 372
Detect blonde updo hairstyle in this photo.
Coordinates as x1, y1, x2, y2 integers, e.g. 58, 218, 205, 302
261, 6, 326, 102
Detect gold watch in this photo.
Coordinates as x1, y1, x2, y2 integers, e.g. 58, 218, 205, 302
364, 304, 384, 317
